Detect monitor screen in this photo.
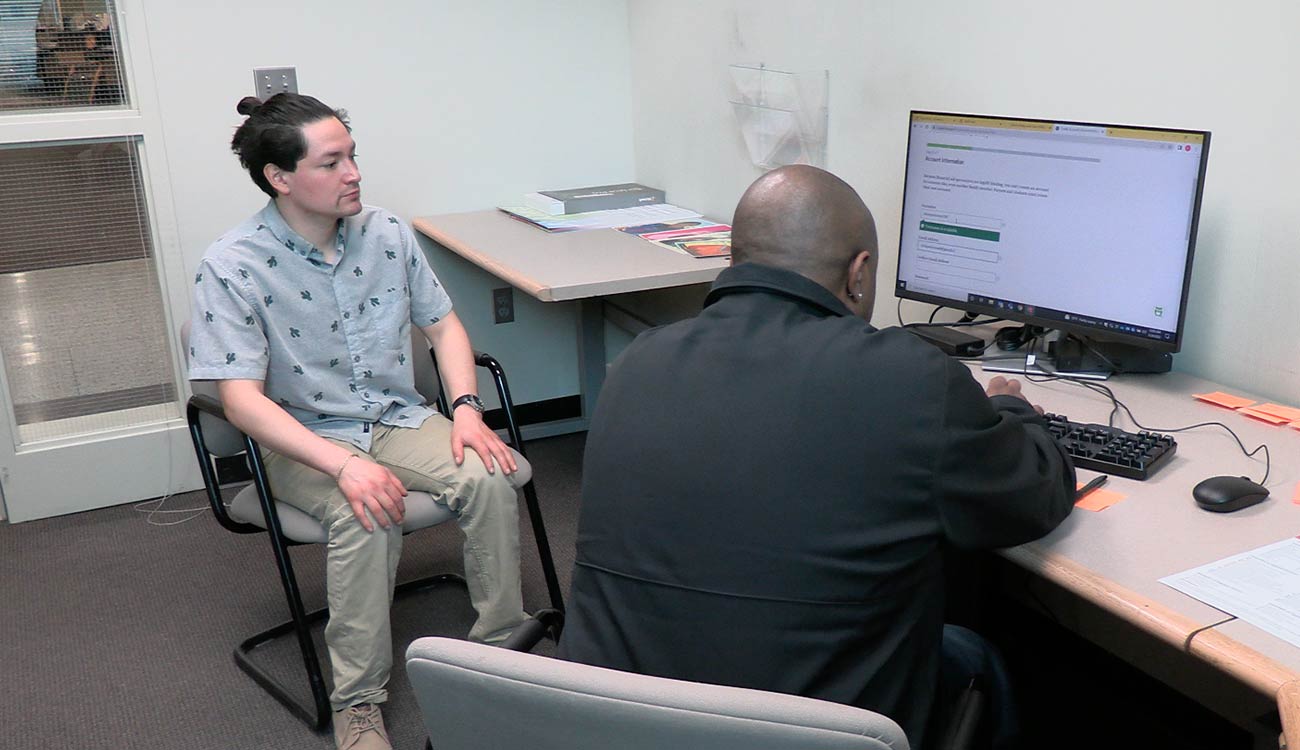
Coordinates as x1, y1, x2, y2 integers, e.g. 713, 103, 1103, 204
895, 111, 1210, 354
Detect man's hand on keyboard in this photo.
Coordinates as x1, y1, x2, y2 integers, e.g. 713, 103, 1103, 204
985, 376, 1045, 415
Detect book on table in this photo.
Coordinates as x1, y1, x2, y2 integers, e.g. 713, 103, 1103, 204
524, 182, 666, 215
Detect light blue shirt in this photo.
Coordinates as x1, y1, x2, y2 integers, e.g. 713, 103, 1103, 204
188, 200, 453, 451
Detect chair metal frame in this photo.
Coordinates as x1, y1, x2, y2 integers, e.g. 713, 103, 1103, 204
186, 348, 564, 730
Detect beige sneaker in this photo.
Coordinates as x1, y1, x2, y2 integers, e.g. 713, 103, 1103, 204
333, 703, 391, 750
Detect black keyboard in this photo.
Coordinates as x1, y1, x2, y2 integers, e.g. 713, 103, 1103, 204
1042, 413, 1177, 480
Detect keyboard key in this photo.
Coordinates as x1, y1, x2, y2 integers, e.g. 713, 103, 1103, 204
1042, 413, 1176, 480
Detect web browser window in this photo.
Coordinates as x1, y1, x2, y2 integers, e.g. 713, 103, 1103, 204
896, 113, 1206, 343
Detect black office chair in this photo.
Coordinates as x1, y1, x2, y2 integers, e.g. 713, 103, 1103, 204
185, 332, 564, 730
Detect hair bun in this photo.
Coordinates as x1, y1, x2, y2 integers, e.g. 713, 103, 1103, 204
236, 96, 262, 116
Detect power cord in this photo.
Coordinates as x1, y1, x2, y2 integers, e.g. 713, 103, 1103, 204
134, 403, 207, 526
897, 300, 1004, 329
134, 495, 207, 526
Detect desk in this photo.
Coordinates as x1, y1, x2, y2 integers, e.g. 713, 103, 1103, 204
971, 365, 1300, 744
413, 210, 729, 432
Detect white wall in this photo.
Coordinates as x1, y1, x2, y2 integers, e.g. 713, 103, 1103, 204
141, 0, 635, 405
627, 0, 1300, 403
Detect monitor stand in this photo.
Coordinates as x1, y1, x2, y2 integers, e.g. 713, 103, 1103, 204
981, 332, 1172, 380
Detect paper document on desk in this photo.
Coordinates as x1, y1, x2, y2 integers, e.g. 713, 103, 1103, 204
497, 203, 701, 232
1161, 537, 1300, 648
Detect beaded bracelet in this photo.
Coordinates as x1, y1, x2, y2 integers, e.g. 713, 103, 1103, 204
334, 454, 356, 482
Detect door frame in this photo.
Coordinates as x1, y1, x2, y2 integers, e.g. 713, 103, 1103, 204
0, 0, 200, 522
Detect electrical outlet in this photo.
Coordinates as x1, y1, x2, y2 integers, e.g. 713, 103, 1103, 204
493, 287, 515, 324
253, 67, 298, 99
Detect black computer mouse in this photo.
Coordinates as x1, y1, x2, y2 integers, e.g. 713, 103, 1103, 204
1192, 475, 1270, 513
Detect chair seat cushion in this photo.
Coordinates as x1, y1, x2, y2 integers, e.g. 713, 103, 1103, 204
229, 487, 455, 544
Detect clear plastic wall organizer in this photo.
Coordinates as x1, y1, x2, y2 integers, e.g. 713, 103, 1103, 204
728, 64, 828, 170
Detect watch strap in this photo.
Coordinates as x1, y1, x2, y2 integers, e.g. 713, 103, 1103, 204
451, 394, 485, 413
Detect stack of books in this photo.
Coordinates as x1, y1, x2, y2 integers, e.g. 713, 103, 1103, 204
497, 181, 730, 257
524, 183, 666, 215
499, 182, 698, 233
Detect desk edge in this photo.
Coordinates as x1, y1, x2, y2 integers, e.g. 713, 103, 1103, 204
1004, 544, 1297, 695
412, 216, 554, 301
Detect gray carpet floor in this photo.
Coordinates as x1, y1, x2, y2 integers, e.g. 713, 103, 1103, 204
0, 431, 586, 750
2, 425, 1253, 750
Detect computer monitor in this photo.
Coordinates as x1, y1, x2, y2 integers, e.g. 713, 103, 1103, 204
895, 111, 1210, 375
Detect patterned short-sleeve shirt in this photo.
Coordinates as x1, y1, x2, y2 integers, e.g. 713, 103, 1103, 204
188, 200, 452, 451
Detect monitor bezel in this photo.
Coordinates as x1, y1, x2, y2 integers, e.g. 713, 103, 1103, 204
894, 110, 1211, 354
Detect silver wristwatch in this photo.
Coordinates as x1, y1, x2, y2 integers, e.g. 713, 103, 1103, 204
451, 394, 486, 414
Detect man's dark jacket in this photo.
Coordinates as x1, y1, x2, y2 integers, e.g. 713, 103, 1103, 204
558, 262, 1075, 748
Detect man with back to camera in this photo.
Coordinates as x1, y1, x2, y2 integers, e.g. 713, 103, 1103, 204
188, 93, 527, 750
557, 165, 1076, 749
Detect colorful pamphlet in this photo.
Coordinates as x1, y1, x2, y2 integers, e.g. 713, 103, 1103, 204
618, 221, 732, 258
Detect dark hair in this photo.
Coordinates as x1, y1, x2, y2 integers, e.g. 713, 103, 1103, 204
230, 93, 351, 198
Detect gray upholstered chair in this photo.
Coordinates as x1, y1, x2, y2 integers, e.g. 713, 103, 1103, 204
404, 636, 910, 750
183, 324, 563, 729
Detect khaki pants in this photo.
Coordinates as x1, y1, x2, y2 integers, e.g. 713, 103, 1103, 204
262, 415, 526, 709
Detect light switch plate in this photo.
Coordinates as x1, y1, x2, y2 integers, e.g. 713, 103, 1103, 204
253, 67, 298, 99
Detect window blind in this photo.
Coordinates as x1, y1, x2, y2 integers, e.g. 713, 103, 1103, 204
0, 137, 177, 441
0, 0, 127, 113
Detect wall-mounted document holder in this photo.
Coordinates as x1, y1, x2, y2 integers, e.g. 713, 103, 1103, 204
728, 64, 828, 170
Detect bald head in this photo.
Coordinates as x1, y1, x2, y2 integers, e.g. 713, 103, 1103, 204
731, 166, 878, 297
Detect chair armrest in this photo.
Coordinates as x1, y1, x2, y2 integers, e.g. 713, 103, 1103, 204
188, 392, 227, 421
422, 347, 565, 612
500, 608, 565, 653
185, 394, 263, 535
472, 351, 529, 459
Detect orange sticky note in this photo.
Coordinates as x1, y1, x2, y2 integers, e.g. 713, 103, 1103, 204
1238, 407, 1293, 426
1193, 391, 1256, 410
1292, 483, 1300, 506
1252, 403, 1300, 422
1075, 482, 1125, 512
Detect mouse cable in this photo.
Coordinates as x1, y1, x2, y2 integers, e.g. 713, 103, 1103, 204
1023, 371, 1271, 486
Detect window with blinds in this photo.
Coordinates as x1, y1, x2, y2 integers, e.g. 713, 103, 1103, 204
0, 0, 126, 112
0, 138, 177, 443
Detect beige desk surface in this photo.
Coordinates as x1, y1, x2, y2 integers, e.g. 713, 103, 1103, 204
971, 364, 1300, 699
412, 210, 729, 302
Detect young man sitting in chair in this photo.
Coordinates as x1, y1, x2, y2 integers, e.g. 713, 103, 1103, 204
188, 93, 526, 750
